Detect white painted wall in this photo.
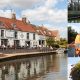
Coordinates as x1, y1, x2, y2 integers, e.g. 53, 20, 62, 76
17, 31, 26, 40
8, 39, 14, 47
0, 29, 49, 48
0, 39, 1, 46
19, 40, 25, 47
5, 30, 14, 38
29, 33, 33, 40
30, 40, 33, 47
38, 35, 45, 40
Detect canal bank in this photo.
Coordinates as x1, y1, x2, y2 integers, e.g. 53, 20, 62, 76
0, 51, 56, 62
0, 53, 67, 80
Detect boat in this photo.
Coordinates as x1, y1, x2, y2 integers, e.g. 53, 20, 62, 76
56, 48, 65, 54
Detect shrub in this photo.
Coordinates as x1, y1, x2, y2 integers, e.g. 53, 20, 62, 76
70, 62, 80, 80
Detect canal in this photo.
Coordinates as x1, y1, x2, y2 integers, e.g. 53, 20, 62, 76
68, 47, 75, 57
0, 53, 67, 80
67, 47, 80, 57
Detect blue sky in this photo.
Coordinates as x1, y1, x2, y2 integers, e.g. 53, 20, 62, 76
0, 0, 67, 39
68, 57, 80, 65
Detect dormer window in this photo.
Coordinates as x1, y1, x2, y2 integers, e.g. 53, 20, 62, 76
11, 23, 16, 28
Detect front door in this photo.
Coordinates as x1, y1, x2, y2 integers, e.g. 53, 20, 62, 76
14, 40, 20, 48
1, 39, 8, 46
25, 41, 30, 47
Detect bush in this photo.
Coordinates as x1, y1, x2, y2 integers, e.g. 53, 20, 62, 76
70, 62, 80, 80
52, 44, 59, 48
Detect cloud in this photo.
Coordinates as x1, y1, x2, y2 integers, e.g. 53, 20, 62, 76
22, 6, 67, 23
21, 0, 67, 38
0, 0, 45, 9
0, 0, 67, 23
45, 0, 64, 8
0, 10, 12, 18
0, 0, 64, 9
0, 0, 67, 38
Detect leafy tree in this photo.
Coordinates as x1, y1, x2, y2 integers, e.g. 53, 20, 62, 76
59, 38, 67, 47
68, 26, 78, 44
46, 37, 55, 47
46, 37, 67, 48
70, 62, 80, 80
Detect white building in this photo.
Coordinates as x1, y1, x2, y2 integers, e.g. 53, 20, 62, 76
0, 13, 59, 48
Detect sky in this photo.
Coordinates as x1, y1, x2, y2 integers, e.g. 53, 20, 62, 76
68, 23, 80, 33
0, 0, 67, 39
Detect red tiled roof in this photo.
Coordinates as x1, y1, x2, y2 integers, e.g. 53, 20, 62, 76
51, 30, 58, 37
0, 17, 36, 32
32, 26, 58, 37
0, 17, 59, 37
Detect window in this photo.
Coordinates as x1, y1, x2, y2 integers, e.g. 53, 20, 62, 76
1, 30, 4, 38
14, 31, 17, 38
33, 33, 35, 40
39, 40, 41, 45
27, 33, 29, 39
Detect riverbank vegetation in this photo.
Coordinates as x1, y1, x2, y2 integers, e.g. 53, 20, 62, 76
46, 38, 67, 49
70, 62, 80, 80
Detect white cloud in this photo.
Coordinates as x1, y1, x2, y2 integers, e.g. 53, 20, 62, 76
21, 0, 67, 38
0, 0, 45, 9
0, 0, 67, 23
0, 0, 64, 9
0, 10, 12, 18
45, 0, 64, 8
0, 0, 67, 38
22, 7, 67, 23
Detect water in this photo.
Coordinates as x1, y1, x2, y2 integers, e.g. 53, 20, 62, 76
68, 47, 75, 57
0, 54, 67, 80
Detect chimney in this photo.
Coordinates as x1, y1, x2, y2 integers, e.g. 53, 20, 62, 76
12, 10, 16, 20
22, 16, 26, 23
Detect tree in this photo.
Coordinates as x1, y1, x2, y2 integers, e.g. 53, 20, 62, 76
59, 38, 67, 47
68, 26, 78, 44
46, 37, 55, 47
70, 62, 80, 80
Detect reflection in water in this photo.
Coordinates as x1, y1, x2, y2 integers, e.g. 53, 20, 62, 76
0, 54, 67, 80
